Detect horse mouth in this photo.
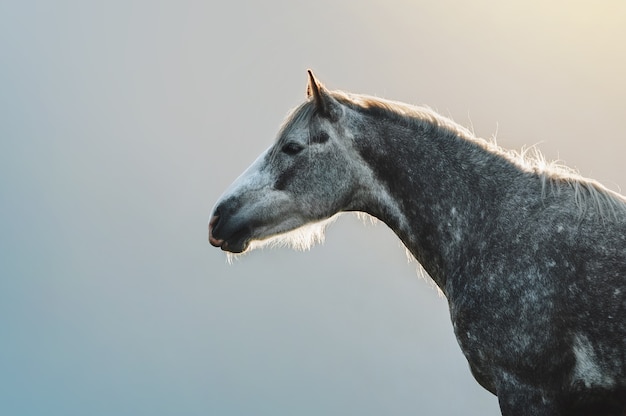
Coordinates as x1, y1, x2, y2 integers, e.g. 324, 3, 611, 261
210, 237, 249, 253
208, 215, 250, 253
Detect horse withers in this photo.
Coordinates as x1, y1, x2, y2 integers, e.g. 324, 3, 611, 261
209, 71, 626, 415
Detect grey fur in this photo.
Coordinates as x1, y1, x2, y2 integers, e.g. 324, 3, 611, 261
209, 72, 626, 415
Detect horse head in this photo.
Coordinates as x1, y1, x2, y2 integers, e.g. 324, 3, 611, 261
208, 71, 372, 253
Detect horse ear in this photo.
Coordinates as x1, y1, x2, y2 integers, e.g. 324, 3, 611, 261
306, 70, 341, 121
306, 70, 322, 100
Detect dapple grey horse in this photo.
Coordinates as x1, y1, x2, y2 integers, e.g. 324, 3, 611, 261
209, 71, 626, 415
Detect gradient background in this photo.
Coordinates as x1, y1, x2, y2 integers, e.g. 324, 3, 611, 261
1, 1, 625, 415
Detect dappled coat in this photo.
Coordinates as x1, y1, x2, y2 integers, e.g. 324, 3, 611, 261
209, 72, 626, 416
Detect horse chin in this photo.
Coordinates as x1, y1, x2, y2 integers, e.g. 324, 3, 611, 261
208, 227, 251, 253
246, 216, 338, 252
218, 238, 250, 254
212, 215, 339, 255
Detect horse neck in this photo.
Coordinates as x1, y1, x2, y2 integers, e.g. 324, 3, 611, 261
352, 111, 526, 292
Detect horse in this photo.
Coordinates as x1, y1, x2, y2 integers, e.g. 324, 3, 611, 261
208, 71, 626, 415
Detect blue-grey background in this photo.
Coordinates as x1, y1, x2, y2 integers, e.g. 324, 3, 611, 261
1, 1, 624, 415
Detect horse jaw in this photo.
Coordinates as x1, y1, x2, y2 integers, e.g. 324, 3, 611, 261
223, 215, 340, 263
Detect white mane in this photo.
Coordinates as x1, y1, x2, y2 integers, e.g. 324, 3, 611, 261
336, 90, 626, 221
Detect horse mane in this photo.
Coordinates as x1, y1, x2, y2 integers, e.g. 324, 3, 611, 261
329, 90, 626, 220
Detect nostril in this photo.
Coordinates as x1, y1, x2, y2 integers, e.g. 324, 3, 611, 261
208, 214, 224, 247
209, 214, 220, 235
209, 213, 220, 228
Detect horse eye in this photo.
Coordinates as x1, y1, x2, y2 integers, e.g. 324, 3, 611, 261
281, 142, 304, 155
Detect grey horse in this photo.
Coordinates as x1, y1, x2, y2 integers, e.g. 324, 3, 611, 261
209, 71, 626, 415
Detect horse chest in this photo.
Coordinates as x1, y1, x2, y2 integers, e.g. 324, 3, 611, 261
447, 275, 565, 388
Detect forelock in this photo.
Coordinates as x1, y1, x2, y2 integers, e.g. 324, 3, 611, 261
277, 100, 317, 140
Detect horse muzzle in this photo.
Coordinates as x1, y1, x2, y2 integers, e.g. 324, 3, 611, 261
208, 208, 252, 253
